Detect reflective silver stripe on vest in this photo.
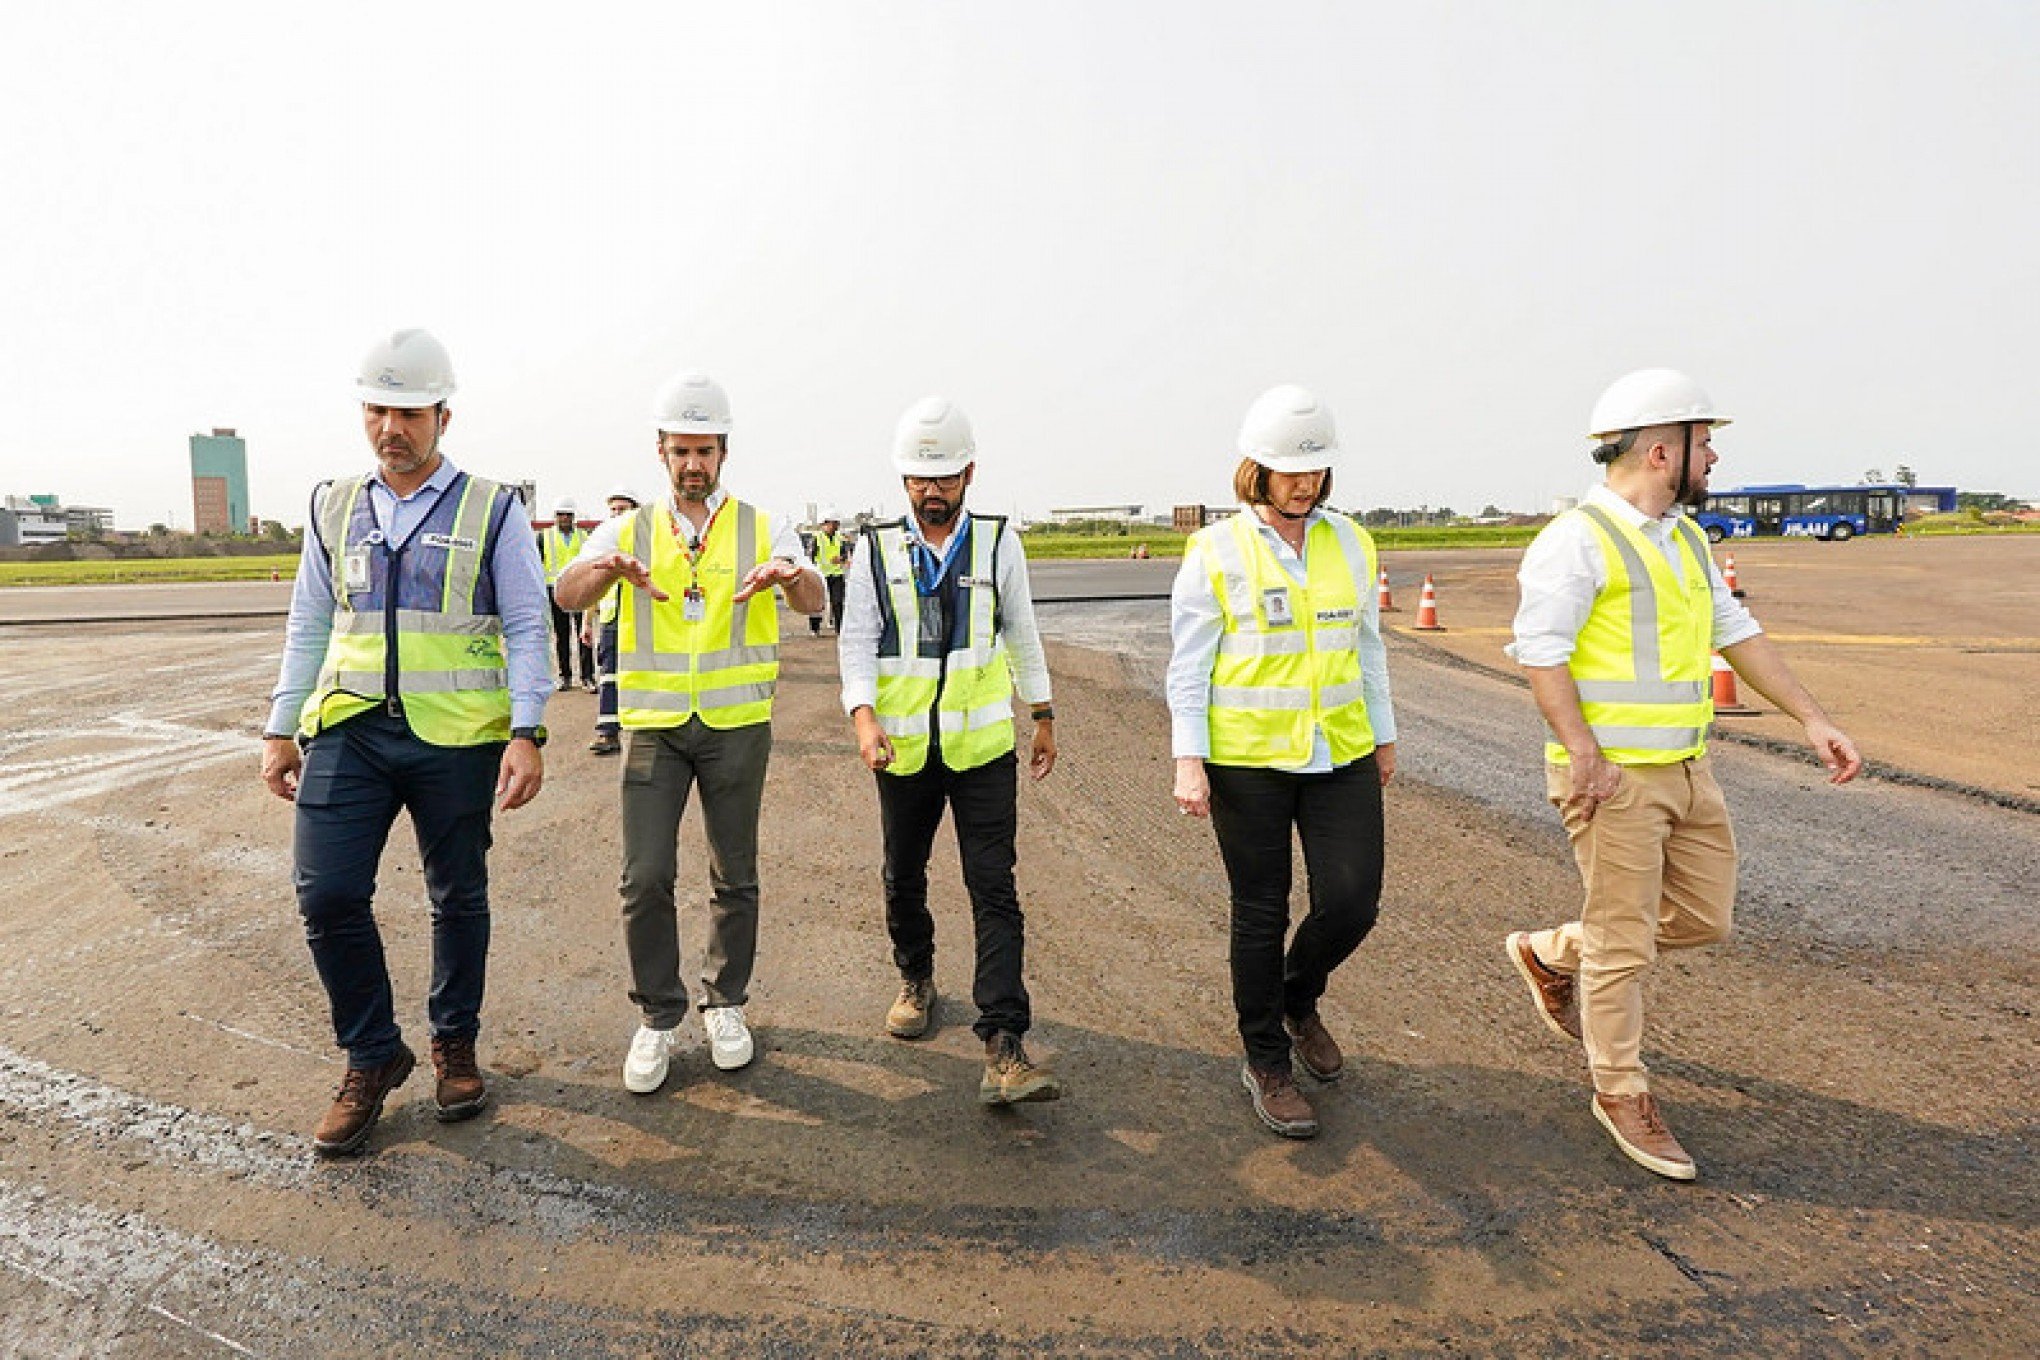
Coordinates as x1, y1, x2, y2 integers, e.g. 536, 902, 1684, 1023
626, 508, 657, 668
1217, 632, 1310, 657
331, 610, 500, 637
1210, 684, 1312, 711
937, 699, 1014, 734
443, 478, 501, 607
1575, 678, 1708, 704
318, 477, 367, 599
1204, 518, 1259, 625
626, 681, 776, 712
730, 506, 758, 642
624, 644, 780, 673
1586, 724, 1707, 750
400, 668, 510, 693
1578, 504, 1664, 679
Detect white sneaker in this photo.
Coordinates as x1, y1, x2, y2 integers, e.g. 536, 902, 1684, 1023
703, 1006, 754, 1071
623, 1024, 678, 1093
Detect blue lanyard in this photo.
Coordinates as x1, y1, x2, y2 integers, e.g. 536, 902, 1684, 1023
909, 518, 970, 595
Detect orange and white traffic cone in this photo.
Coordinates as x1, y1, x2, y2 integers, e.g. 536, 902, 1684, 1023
1413, 574, 1445, 630
1711, 651, 1758, 716
1377, 569, 1397, 612
1721, 553, 1745, 599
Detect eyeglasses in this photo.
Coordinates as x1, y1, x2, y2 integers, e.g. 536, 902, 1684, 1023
903, 474, 964, 492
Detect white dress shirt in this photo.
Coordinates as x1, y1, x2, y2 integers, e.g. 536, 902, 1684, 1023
1506, 484, 1762, 668
837, 511, 1053, 714
1165, 505, 1397, 771
569, 487, 814, 568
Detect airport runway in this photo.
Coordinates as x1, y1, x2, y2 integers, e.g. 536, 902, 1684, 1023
0, 541, 2033, 1355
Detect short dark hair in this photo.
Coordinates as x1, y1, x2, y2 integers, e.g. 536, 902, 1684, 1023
1233, 458, 1332, 508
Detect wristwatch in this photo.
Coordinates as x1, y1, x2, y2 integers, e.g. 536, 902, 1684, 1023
1031, 706, 1055, 722
511, 726, 548, 747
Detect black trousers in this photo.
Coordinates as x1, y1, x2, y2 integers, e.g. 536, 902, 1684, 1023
877, 749, 1030, 1040
1206, 754, 1384, 1069
548, 586, 594, 683
811, 574, 847, 633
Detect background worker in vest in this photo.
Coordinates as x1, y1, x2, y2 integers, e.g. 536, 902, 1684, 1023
581, 484, 640, 755
259, 329, 551, 1157
1167, 385, 1396, 1140
838, 397, 1064, 1106
1504, 368, 1861, 1181
553, 371, 823, 1094
538, 498, 596, 691
809, 508, 850, 635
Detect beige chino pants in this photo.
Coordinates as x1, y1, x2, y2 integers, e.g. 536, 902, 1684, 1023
1529, 755, 1737, 1096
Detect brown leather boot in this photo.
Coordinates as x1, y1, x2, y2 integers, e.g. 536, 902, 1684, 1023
430, 1034, 488, 1122
1284, 1012, 1344, 1082
1593, 1092, 1697, 1180
312, 1044, 416, 1156
885, 976, 937, 1039
1240, 1062, 1318, 1138
1507, 932, 1581, 1040
979, 1032, 1063, 1105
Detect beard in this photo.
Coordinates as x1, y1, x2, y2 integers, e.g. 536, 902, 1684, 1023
913, 495, 959, 528
675, 471, 719, 503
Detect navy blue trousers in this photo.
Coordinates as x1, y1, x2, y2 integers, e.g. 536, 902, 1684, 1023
292, 709, 502, 1068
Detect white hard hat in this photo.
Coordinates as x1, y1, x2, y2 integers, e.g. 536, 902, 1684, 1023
653, 371, 733, 435
606, 483, 640, 506
1588, 369, 1731, 441
892, 397, 975, 477
551, 497, 577, 515
356, 329, 456, 408
818, 505, 841, 522
1238, 384, 1338, 473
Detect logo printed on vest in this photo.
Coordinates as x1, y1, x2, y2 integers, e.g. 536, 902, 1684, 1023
419, 532, 478, 551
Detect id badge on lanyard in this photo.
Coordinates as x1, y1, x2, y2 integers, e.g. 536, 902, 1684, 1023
1261, 585, 1294, 626
343, 550, 371, 592
683, 586, 706, 622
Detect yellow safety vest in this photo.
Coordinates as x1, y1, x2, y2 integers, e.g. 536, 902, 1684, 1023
869, 518, 1015, 776
813, 529, 849, 577
1195, 511, 1378, 768
1545, 504, 1714, 766
538, 524, 587, 585
615, 499, 780, 730
299, 472, 514, 747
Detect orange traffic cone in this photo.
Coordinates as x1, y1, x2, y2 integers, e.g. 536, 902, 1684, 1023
1721, 553, 1745, 599
1413, 574, 1445, 630
1376, 569, 1397, 612
1711, 652, 1757, 715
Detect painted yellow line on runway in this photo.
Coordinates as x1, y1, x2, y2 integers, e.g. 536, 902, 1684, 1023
1390, 624, 2039, 650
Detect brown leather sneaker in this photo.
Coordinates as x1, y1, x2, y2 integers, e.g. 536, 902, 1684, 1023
1593, 1092, 1697, 1181
885, 976, 937, 1039
1284, 1012, 1343, 1082
312, 1044, 416, 1157
430, 1034, 488, 1123
1507, 931, 1581, 1040
1240, 1062, 1318, 1139
979, 1032, 1064, 1105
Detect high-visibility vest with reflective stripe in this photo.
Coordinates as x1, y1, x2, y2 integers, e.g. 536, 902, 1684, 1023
1546, 504, 1714, 766
869, 518, 1015, 776
615, 499, 779, 730
813, 529, 849, 577
300, 471, 514, 747
538, 524, 586, 584
1195, 511, 1378, 768
596, 579, 622, 625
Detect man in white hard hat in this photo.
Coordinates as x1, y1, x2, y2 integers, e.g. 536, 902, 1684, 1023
1503, 368, 1861, 1181
808, 507, 850, 636
554, 372, 823, 1094
838, 397, 1064, 1106
260, 328, 552, 1156
538, 498, 595, 691
582, 485, 641, 755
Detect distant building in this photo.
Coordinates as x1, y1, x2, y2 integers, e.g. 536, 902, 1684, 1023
189, 428, 250, 535
0, 494, 112, 547
1047, 503, 1146, 525
1173, 505, 1208, 532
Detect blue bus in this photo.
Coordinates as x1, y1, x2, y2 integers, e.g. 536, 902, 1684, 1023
1695, 484, 1958, 542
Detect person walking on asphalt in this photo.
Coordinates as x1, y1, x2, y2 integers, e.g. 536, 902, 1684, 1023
553, 371, 823, 1095
1167, 385, 1396, 1140
1504, 368, 1861, 1181
538, 498, 596, 690
838, 397, 1064, 1106
809, 508, 850, 635
582, 484, 639, 755
260, 328, 551, 1156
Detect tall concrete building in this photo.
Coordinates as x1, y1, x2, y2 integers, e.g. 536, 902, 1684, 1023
189, 429, 250, 535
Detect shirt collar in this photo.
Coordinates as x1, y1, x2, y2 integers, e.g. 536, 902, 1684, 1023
371, 453, 458, 502
1585, 483, 1685, 532
665, 486, 729, 539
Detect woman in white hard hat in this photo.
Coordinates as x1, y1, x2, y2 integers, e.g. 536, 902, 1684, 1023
1165, 384, 1397, 1139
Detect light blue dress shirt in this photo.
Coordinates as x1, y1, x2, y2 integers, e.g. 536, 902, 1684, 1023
266, 455, 553, 735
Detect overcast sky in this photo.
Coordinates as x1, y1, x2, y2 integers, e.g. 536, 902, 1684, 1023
3, 1, 2034, 530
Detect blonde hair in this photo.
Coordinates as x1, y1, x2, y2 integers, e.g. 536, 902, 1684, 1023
1233, 458, 1332, 508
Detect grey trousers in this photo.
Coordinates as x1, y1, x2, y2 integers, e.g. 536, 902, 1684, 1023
619, 717, 772, 1028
